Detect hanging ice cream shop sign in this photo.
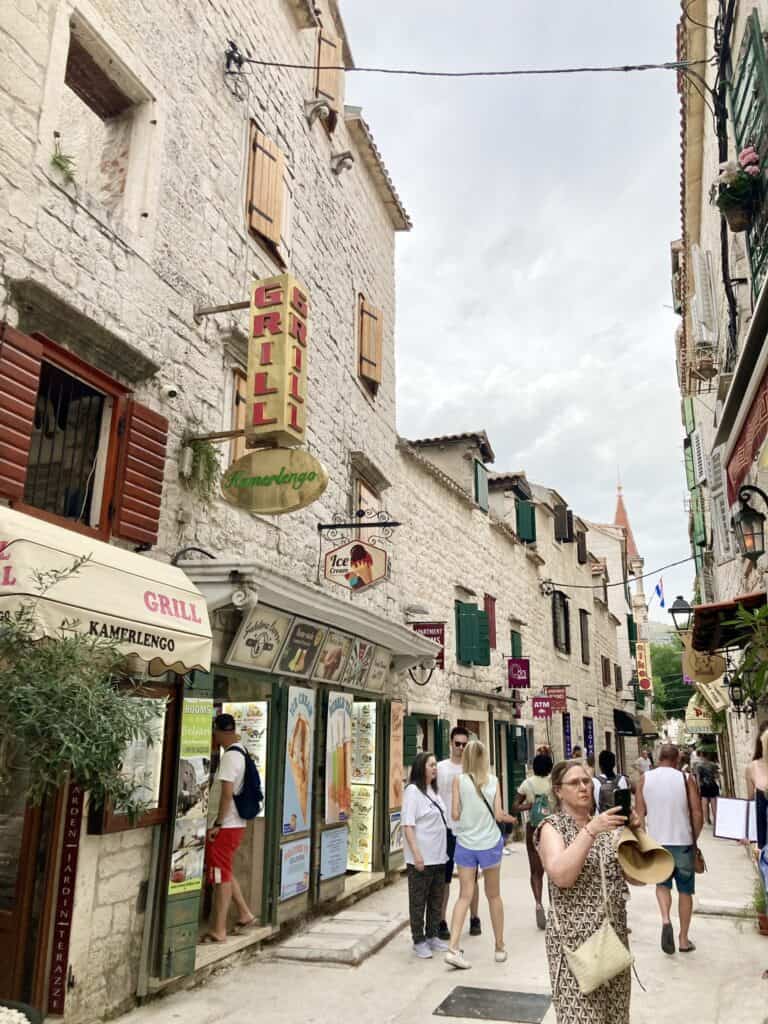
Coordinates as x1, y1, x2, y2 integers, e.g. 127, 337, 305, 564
221, 447, 328, 514
507, 657, 530, 689
247, 273, 309, 447
324, 540, 389, 593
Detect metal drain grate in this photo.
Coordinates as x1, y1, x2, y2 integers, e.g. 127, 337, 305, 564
433, 986, 551, 1023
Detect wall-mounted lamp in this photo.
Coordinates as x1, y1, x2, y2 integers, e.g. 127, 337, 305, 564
731, 484, 768, 561
668, 595, 693, 634
331, 151, 355, 176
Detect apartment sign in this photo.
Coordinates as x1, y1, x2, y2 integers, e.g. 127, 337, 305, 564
411, 622, 445, 669
545, 685, 567, 712
246, 274, 309, 447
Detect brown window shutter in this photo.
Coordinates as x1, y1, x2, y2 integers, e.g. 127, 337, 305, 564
316, 25, 343, 122
0, 323, 43, 502
246, 125, 285, 247
359, 298, 383, 387
483, 594, 497, 649
112, 399, 168, 547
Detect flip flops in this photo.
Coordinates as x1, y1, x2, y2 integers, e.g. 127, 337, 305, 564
679, 941, 696, 953
201, 933, 227, 944
661, 923, 675, 955
234, 917, 258, 933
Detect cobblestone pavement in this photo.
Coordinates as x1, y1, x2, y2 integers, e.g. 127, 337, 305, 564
118, 827, 767, 1024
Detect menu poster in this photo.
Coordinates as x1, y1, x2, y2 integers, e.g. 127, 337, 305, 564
347, 783, 375, 871
278, 620, 327, 678
389, 811, 403, 853
345, 638, 375, 689
280, 837, 311, 901
314, 630, 353, 683
227, 606, 294, 671
351, 702, 376, 785
320, 826, 350, 881
283, 687, 315, 834
168, 816, 207, 895
325, 691, 353, 823
366, 646, 390, 693
120, 698, 166, 811
223, 701, 268, 817
389, 702, 404, 809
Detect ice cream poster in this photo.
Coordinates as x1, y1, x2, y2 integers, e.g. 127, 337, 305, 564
279, 837, 311, 901
313, 630, 353, 683
278, 619, 326, 677
325, 691, 352, 823
344, 638, 375, 689
283, 686, 315, 834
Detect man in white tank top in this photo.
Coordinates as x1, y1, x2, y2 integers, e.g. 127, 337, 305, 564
636, 743, 703, 956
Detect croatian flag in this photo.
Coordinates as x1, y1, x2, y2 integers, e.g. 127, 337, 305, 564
654, 578, 665, 609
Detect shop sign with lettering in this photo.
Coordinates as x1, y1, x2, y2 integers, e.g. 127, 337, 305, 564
324, 540, 389, 592
48, 785, 84, 1015
545, 685, 567, 713
532, 696, 553, 719
246, 274, 310, 447
507, 657, 530, 689
221, 447, 328, 515
411, 622, 445, 669
635, 641, 653, 693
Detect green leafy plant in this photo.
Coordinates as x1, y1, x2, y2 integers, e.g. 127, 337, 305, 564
753, 874, 766, 916
724, 602, 768, 704
0, 557, 163, 816
50, 133, 76, 184
180, 438, 221, 501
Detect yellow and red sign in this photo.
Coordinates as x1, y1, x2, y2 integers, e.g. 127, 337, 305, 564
246, 274, 309, 448
635, 641, 653, 693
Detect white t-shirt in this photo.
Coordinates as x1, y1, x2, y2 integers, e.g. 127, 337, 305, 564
402, 784, 448, 866
214, 744, 247, 829
437, 758, 463, 831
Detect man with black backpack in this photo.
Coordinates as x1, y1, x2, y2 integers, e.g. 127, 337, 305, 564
593, 749, 630, 813
203, 713, 261, 942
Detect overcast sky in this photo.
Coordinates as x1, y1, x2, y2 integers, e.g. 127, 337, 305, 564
342, 1, 690, 619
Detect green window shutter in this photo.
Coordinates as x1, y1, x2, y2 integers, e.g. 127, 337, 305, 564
510, 630, 523, 658
683, 397, 695, 435
403, 715, 419, 766
691, 486, 706, 546
516, 499, 537, 542
626, 614, 637, 657
434, 719, 451, 760
456, 601, 479, 665
474, 460, 489, 511
684, 442, 696, 491
475, 610, 491, 666
732, 9, 768, 295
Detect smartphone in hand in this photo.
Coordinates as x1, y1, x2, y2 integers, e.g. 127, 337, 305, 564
615, 789, 632, 822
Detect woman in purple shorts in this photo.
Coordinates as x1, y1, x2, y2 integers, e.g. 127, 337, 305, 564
446, 739, 511, 969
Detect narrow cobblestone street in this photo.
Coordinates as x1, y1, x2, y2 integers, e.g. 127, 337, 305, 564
118, 829, 766, 1024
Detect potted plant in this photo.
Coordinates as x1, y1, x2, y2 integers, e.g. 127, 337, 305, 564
714, 146, 763, 232
754, 875, 768, 935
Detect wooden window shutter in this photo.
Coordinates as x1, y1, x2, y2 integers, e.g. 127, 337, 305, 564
316, 25, 343, 126
434, 719, 451, 760
684, 440, 696, 491
475, 610, 491, 666
403, 715, 420, 767
554, 504, 568, 541
474, 460, 489, 511
552, 594, 559, 649
359, 297, 383, 387
614, 664, 623, 692
510, 630, 523, 658
112, 399, 168, 547
627, 614, 637, 656
683, 396, 695, 435
565, 510, 575, 542
576, 530, 588, 564
0, 323, 43, 502
516, 499, 536, 543
579, 609, 590, 665
246, 125, 285, 248
563, 597, 571, 654
483, 594, 497, 649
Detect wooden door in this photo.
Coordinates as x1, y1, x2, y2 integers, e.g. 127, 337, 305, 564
0, 785, 42, 1001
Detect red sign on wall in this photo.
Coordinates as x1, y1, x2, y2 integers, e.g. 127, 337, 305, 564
507, 657, 530, 688
545, 686, 567, 713
48, 784, 84, 1015
411, 622, 445, 669
532, 697, 553, 720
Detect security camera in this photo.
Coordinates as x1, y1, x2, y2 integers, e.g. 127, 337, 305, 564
164, 385, 180, 399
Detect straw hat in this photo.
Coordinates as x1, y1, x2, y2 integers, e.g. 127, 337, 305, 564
615, 827, 674, 885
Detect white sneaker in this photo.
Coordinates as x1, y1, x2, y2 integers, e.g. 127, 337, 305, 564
413, 941, 433, 959
428, 937, 450, 952
494, 949, 508, 963
445, 948, 471, 970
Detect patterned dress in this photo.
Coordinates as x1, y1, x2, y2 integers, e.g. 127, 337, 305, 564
535, 813, 631, 1024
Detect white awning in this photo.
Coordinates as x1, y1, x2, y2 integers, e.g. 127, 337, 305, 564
0, 506, 212, 674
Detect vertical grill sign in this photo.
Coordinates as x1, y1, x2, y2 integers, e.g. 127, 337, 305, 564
246, 274, 310, 447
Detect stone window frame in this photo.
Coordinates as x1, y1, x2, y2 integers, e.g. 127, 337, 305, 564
37, 0, 165, 259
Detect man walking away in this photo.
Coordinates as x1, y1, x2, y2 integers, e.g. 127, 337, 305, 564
436, 726, 481, 940
203, 714, 256, 941
593, 749, 629, 813
636, 743, 703, 956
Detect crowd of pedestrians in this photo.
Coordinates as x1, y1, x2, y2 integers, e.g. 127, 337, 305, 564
401, 729, 768, 1024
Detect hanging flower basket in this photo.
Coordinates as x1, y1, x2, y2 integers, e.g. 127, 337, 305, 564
714, 146, 762, 233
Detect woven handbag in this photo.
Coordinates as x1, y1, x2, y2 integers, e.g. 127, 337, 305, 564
551, 846, 633, 995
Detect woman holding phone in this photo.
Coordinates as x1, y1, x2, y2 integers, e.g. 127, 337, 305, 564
536, 759, 640, 1023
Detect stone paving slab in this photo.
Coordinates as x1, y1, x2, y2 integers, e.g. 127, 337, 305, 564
270, 909, 408, 965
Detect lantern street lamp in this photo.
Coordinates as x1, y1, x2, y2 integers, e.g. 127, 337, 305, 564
668, 595, 693, 634
732, 485, 768, 561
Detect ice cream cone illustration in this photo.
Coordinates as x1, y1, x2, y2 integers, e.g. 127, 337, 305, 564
288, 714, 311, 823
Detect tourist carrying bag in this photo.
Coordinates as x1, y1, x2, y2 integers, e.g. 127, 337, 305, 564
682, 770, 706, 874
468, 773, 504, 839
550, 846, 633, 995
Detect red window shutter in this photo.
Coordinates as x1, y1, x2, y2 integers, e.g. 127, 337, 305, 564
0, 323, 43, 502
483, 594, 497, 649
112, 399, 168, 547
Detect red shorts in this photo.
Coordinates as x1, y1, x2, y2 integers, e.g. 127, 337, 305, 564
206, 827, 245, 884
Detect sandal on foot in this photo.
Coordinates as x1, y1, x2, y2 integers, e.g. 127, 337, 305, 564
234, 917, 258, 932
201, 933, 227, 944
661, 923, 675, 955
679, 941, 696, 953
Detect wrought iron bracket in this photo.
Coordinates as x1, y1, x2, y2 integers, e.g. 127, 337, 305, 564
317, 509, 401, 546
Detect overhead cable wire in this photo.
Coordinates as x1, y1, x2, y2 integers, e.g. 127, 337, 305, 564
242, 56, 711, 79
546, 555, 695, 591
